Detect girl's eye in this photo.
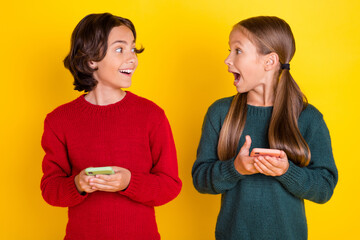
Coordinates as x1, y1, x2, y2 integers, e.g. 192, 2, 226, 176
116, 48, 123, 53
228, 49, 242, 54
131, 48, 135, 53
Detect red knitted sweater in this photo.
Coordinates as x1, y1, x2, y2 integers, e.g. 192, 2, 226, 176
40, 91, 182, 240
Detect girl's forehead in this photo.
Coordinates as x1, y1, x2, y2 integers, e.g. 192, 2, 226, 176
229, 29, 249, 45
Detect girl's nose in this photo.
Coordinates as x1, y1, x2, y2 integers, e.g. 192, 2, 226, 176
224, 55, 232, 66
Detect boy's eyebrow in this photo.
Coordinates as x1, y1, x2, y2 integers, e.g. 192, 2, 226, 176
111, 40, 136, 45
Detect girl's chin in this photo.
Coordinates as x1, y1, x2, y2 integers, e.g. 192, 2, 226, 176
235, 85, 248, 94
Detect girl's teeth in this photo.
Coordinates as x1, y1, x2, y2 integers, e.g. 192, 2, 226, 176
233, 73, 240, 80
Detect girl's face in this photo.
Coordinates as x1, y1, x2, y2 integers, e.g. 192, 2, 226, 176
225, 28, 268, 94
90, 25, 138, 90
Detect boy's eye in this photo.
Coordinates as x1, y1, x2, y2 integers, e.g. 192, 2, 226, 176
116, 48, 123, 53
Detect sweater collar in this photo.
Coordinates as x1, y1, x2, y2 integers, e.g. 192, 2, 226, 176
76, 91, 135, 114
247, 104, 273, 117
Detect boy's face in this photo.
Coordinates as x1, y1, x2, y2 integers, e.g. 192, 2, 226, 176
90, 25, 138, 90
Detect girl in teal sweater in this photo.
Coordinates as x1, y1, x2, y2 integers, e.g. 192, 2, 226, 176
192, 16, 338, 240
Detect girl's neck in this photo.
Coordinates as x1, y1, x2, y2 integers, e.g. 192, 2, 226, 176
84, 87, 126, 106
246, 74, 277, 106
246, 86, 276, 107
247, 92, 274, 106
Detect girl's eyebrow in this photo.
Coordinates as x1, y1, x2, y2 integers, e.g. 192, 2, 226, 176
111, 40, 135, 45
229, 40, 243, 45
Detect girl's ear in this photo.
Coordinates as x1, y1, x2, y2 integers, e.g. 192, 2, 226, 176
264, 53, 279, 71
88, 60, 98, 70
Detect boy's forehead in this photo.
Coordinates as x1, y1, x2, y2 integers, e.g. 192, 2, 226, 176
108, 25, 135, 44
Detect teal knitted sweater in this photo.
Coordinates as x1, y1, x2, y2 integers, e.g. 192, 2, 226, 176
192, 96, 338, 240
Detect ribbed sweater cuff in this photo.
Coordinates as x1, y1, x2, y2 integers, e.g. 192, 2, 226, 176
119, 171, 146, 199
222, 159, 245, 181
67, 175, 88, 204
275, 161, 304, 187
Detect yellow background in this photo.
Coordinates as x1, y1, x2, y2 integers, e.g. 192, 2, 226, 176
1, 0, 358, 239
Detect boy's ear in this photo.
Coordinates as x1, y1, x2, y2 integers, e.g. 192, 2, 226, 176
264, 53, 279, 71
88, 60, 98, 70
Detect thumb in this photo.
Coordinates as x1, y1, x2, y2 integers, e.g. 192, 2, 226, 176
279, 150, 287, 159
239, 135, 252, 155
111, 166, 123, 173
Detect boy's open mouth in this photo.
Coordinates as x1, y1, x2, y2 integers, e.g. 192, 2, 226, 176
119, 69, 133, 75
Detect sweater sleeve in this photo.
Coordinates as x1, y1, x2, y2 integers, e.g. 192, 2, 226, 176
119, 111, 182, 206
40, 116, 87, 207
192, 109, 244, 195
275, 116, 338, 203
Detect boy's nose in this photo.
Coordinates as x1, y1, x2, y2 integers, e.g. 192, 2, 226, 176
126, 53, 137, 64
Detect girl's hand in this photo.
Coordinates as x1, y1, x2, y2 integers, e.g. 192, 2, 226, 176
74, 170, 96, 194
88, 166, 131, 192
234, 135, 259, 175
253, 150, 289, 176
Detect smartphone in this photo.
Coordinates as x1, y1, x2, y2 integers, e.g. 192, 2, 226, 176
250, 148, 281, 158
85, 167, 115, 176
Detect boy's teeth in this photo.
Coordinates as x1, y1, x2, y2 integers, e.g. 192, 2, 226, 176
120, 69, 132, 73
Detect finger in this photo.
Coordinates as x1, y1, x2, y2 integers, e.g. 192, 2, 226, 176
85, 188, 97, 193
90, 182, 115, 191
263, 156, 281, 168
96, 175, 125, 186
264, 155, 289, 175
239, 135, 252, 155
90, 176, 121, 186
254, 162, 264, 174
255, 157, 276, 176
254, 160, 272, 175
111, 166, 123, 173
279, 150, 286, 158
95, 174, 113, 181
80, 182, 97, 192
84, 176, 96, 184
93, 182, 123, 192
243, 157, 258, 174
89, 177, 110, 187
79, 177, 93, 188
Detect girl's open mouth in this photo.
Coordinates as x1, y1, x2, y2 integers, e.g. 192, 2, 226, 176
232, 72, 241, 85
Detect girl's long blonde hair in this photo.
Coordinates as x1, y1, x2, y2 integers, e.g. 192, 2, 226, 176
217, 16, 310, 167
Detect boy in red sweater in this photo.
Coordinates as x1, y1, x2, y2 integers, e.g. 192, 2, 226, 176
40, 13, 182, 240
